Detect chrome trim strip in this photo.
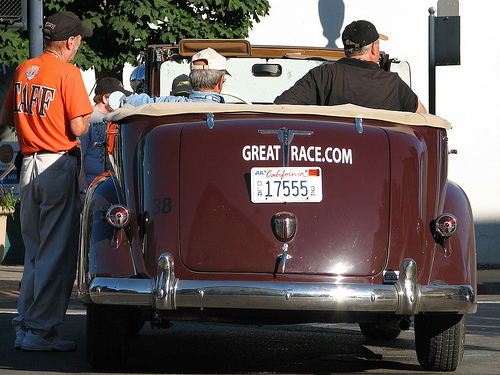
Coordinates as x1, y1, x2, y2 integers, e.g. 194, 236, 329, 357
88, 257, 475, 313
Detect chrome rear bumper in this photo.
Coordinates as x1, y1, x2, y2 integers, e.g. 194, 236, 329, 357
87, 254, 475, 315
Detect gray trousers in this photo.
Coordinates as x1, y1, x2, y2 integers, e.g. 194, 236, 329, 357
12, 152, 80, 338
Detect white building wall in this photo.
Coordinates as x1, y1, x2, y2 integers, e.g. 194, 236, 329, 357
248, 0, 500, 265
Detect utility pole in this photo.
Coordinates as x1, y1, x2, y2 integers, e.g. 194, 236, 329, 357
28, 0, 44, 58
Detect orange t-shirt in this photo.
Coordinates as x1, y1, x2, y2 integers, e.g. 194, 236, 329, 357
3, 51, 93, 155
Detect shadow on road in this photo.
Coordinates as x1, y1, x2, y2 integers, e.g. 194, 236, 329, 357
0, 312, 423, 374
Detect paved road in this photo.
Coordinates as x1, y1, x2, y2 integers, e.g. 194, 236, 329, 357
0, 296, 499, 374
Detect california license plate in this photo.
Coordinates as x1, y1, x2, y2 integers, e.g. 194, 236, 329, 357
250, 167, 323, 203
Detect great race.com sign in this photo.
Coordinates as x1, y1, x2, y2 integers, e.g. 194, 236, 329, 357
0, 142, 20, 197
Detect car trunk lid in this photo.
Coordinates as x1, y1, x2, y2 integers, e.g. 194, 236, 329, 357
178, 115, 390, 277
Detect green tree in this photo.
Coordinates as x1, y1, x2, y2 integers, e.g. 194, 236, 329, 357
1, 0, 270, 80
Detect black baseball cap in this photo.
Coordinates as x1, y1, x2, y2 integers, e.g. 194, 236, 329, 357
95, 77, 132, 96
43, 11, 93, 41
342, 20, 388, 49
171, 74, 192, 96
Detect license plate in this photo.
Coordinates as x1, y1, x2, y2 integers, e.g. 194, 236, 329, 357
250, 167, 323, 203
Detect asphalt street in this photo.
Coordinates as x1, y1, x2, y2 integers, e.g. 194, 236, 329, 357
1, 265, 499, 374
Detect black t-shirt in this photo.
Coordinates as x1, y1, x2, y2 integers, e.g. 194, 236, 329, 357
274, 58, 418, 112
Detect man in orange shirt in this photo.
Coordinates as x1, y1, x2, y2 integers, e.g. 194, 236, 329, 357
1, 11, 93, 351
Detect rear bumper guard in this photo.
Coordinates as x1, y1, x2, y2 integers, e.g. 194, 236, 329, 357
88, 254, 475, 315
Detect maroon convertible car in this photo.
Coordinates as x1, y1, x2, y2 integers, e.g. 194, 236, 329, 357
78, 40, 476, 371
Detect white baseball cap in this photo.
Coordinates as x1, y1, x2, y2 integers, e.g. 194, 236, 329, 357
190, 48, 231, 75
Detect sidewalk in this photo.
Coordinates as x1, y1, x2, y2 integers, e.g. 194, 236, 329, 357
0, 265, 23, 310
0, 265, 81, 310
1, 265, 499, 310
476, 268, 500, 295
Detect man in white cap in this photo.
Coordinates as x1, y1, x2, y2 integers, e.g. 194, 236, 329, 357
275, 20, 426, 113
123, 47, 229, 106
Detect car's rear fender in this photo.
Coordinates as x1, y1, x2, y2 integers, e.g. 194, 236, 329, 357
78, 172, 138, 303
429, 180, 477, 298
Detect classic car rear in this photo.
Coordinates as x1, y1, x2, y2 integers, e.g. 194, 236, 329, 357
78, 40, 476, 371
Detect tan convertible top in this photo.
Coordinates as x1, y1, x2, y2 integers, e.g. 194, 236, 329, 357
105, 102, 451, 130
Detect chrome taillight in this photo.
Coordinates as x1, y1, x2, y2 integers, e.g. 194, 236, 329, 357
434, 214, 458, 238
106, 204, 130, 228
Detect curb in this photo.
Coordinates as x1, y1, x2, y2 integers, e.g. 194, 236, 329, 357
477, 282, 500, 296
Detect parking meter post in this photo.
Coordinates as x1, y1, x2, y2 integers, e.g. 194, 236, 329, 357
428, 7, 436, 115
429, 0, 461, 116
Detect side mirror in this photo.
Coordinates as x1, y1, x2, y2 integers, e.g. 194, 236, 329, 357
130, 65, 145, 94
389, 59, 412, 88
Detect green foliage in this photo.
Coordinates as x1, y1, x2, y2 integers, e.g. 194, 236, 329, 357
0, 0, 270, 77
0, 28, 29, 67
0, 185, 19, 212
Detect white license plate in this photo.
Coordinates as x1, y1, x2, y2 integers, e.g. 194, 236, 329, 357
250, 167, 323, 203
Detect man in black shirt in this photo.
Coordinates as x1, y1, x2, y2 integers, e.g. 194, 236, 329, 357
274, 20, 427, 113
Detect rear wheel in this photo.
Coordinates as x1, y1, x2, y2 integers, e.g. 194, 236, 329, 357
414, 314, 465, 371
86, 304, 130, 370
359, 322, 401, 340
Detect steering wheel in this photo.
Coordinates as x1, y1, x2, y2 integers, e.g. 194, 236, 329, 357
221, 91, 253, 105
